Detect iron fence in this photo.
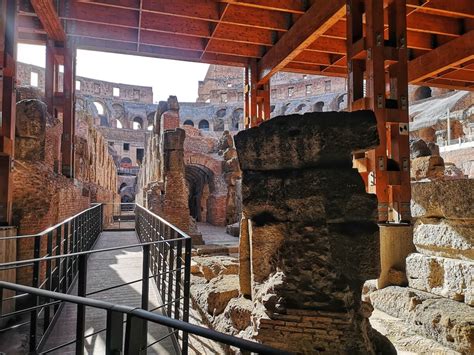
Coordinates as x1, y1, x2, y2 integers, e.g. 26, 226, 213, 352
135, 203, 192, 352
0, 204, 103, 352
103, 202, 136, 231
0, 281, 285, 355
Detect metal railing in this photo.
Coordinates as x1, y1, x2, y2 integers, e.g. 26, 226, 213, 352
103, 203, 136, 231
0, 281, 285, 355
135, 203, 192, 352
0, 204, 103, 352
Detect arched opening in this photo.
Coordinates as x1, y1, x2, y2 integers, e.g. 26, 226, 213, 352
216, 108, 227, 118
185, 164, 214, 223
198, 120, 210, 131
147, 125, 153, 131
337, 94, 347, 111
112, 118, 123, 129
295, 103, 306, 112
133, 117, 143, 130
214, 118, 224, 131
232, 109, 243, 130
119, 182, 127, 193
120, 157, 132, 168
94, 101, 108, 126
414, 86, 432, 101
183, 120, 194, 127
314, 101, 324, 112
281, 103, 290, 115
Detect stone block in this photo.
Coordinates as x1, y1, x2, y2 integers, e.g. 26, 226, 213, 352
191, 274, 240, 316
413, 219, 473, 260
15, 100, 48, 161
410, 155, 444, 181
370, 286, 474, 353
234, 110, 378, 171
242, 168, 378, 224
411, 179, 474, 219
192, 255, 239, 281
410, 138, 432, 159
163, 128, 185, 150
406, 253, 473, 305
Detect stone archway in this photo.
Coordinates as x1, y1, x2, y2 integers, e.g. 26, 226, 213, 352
185, 164, 214, 223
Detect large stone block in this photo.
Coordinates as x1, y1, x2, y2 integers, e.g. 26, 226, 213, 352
411, 179, 474, 219
406, 253, 473, 305
242, 168, 378, 224
234, 110, 378, 171
15, 100, 48, 161
413, 219, 473, 260
370, 286, 474, 353
410, 155, 445, 181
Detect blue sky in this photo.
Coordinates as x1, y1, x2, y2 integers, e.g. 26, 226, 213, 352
18, 43, 210, 103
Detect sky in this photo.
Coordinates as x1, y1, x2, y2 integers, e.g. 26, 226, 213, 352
17, 43, 210, 103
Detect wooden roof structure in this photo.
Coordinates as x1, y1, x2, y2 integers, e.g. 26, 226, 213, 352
18, 0, 474, 90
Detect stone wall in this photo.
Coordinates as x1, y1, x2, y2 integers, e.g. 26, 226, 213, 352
12, 98, 119, 285
235, 111, 389, 353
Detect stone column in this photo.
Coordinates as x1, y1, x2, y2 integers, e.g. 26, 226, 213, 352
235, 110, 390, 353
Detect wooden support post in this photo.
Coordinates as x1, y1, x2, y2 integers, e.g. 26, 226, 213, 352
45, 40, 76, 177
346, 0, 411, 223
0, 0, 17, 226
244, 60, 271, 128
62, 43, 76, 178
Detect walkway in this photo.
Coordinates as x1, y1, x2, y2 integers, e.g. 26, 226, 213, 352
41, 231, 178, 354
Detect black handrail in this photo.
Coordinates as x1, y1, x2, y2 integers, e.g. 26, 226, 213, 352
0, 282, 287, 355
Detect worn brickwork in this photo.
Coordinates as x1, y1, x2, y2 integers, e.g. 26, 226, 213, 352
12, 98, 119, 285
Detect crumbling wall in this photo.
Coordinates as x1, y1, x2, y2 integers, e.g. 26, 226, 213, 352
234, 111, 388, 353
12, 99, 119, 285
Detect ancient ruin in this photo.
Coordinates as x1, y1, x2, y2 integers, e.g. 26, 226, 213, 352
1, 1, 473, 354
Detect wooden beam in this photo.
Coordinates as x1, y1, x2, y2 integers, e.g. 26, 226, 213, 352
30, 0, 66, 41
408, 30, 474, 82
218, 0, 306, 14
257, 0, 345, 84
406, 0, 474, 19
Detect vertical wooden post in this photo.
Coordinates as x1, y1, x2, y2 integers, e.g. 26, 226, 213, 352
62, 42, 76, 178
346, 0, 411, 223
0, 0, 17, 226
244, 60, 271, 128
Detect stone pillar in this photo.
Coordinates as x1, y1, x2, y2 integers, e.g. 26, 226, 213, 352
235, 110, 389, 353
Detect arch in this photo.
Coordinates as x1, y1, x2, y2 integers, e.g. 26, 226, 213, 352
314, 101, 324, 112
119, 182, 127, 193
183, 120, 194, 127
93, 101, 105, 116
112, 118, 123, 129
295, 103, 306, 112
147, 112, 156, 125
281, 103, 290, 115
120, 157, 132, 168
185, 164, 214, 222
214, 118, 224, 131
198, 119, 210, 131
231, 108, 243, 130
133, 117, 144, 130
337, 94, 347, 111
112, 103, 125, 119
414, 86, 432, 101
216, 108, 227, 118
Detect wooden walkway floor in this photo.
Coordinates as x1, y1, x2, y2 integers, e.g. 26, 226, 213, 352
41, 231, 178, 354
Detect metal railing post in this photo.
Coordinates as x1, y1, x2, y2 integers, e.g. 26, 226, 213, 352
76, 254, 87, 355
29, 234, 41, 353
182, 237, 192, 354
106, 310, 124, 355
141, 244, 150, 350
124, 314, 146, 355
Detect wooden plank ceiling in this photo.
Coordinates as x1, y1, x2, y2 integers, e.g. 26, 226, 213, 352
18, 0, 474, 91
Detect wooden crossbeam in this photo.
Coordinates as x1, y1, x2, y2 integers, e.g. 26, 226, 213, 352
30, 0, 66, 42
408, 30, 474, 83
406, 0, 474, 19
219, 0, 306, 14
257, 0, 345, 84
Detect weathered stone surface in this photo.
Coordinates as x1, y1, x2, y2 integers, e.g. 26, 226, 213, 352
234, 110, 378, 171
224, 297, 253, 331
15, 100, 48, 161
242, 168, 378, 224
427, 141, 440, 156
191, 255, 239, 281
444, 162, 466, 180
406, 253, 473, 305
225, 222, 240, 237
370, 286, 474, 353
410, 138, 432, 159
411, 155, 445, 181
236, 110, 381, 353
413, 219, 474, 260
411, 180, 474, 219
191, 275, 240, 316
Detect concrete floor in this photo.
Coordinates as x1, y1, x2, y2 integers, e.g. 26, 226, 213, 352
197, 222, 238, 246
41, 231, 178, 354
